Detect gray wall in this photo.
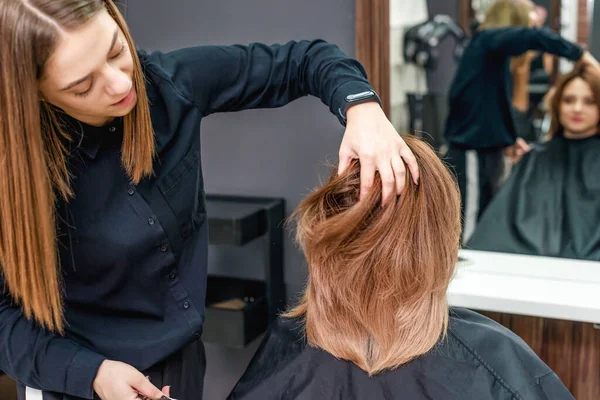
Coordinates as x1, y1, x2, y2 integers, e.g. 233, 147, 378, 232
124, 1, 355, 398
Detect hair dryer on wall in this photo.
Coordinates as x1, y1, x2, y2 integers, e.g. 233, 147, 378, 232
403, 15, 468, 70
401, 15, 466, 150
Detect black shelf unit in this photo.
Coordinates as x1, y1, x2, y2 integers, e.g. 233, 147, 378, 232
202, 194, 286, 348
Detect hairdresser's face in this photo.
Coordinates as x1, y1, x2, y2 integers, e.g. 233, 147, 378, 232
528, 9, 539, 27
39, 9, 136, 127
559, 78, 599, 138
527, 3, 546, 27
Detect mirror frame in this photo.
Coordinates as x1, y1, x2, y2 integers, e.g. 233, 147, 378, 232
355, 0, 391, 116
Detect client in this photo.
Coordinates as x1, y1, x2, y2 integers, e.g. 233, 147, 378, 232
228, 136, 572, 399
468, 63, 600, 260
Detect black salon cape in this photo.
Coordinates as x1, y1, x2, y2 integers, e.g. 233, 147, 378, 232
227, 308, 572, 399
468, 134, 600, 260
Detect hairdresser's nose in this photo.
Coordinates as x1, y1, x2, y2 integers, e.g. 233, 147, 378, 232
573, 100, 584, 113
104, 66, 131, 97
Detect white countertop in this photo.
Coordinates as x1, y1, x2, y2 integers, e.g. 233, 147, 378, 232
448, 250, 600, 324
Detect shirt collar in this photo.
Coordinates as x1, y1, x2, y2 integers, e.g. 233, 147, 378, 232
62, 116, 123, 160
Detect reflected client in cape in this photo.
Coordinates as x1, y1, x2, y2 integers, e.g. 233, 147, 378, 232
468, 63, 600, 261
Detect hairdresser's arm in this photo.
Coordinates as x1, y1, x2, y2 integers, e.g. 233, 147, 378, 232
483, 27, 584, 60
506, 54, 533, 164
154, 40, 375, 121
0, 291, 107, 398
511, 52, 534, 112
543, 53, 554, 75
0, 291, 167, 399
148, 41, 419, 202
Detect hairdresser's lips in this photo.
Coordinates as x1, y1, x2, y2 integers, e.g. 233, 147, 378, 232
111, 87, 136, 107
570, 116, 585, 123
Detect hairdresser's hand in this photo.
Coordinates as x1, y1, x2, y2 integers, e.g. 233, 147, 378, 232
581, 51, 600, 78
339, 102, 419, 206
504, 138, 531, 165
93, 360, 167, 400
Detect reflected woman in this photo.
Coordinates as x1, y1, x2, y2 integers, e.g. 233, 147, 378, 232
228, 136, 573, 400
468, 63, 600, 260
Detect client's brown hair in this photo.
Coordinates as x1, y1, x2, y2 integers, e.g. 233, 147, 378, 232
547, 62, 600, 139
284, 135, 462, 375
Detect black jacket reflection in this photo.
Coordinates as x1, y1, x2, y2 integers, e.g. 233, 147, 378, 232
228, 308, 572, 400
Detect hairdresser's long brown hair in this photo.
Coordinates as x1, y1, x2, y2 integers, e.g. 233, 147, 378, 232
0, 0, 155, 333
547, 62, 600, 139
478, 0, 532, 30
285, 136, 461, 375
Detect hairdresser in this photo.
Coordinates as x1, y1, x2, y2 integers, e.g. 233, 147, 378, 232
0, 1, 419, 399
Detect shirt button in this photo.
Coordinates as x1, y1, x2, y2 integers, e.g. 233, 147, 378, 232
127, 187, 135, 195
195, 332, 201, 338
183, 301, 190, 309
148, 217, 155, 226
109, 126, 116, 132
160, 244, 168, 252
169, 270, 177, 280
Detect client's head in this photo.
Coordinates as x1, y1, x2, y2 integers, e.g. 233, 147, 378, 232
285, 135, 461, 376
548, 63, 600, 139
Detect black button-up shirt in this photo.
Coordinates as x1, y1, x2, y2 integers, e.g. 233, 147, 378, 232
0, 40, 375, 398
444, 27, 582, 150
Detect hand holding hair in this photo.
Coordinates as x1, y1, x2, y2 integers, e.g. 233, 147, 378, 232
581, 51, 600, 79
338, 102, 420, 206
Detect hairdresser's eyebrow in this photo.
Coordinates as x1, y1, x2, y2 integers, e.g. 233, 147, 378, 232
59, 29, 119, 91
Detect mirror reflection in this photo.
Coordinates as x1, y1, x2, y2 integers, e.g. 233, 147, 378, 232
391, 0, 598, 259
390, 3, 599, 398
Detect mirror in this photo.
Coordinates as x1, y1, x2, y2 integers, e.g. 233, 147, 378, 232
387, 0, 597, 258
378, 4, 600, 399
355, 3, 600, 397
